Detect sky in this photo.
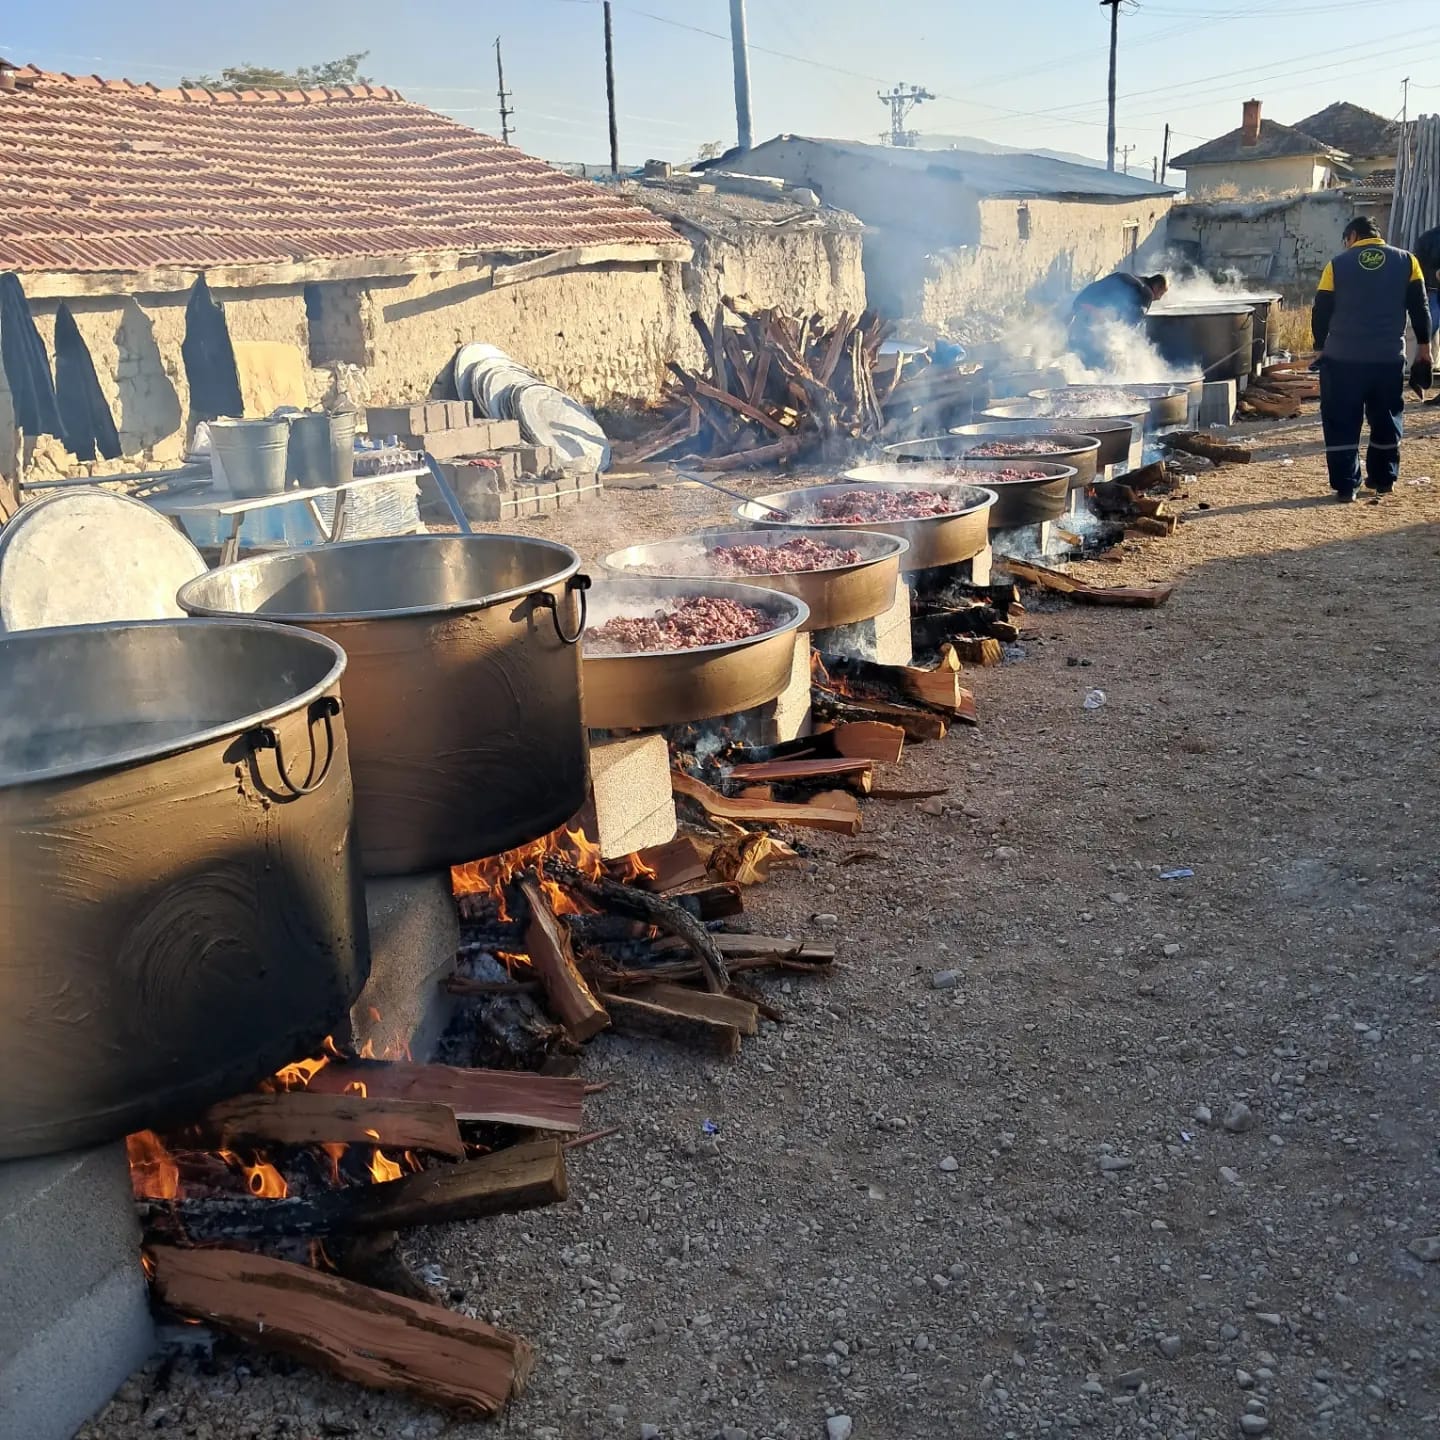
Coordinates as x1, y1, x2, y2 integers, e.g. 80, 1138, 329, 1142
5, 0, 1440, 179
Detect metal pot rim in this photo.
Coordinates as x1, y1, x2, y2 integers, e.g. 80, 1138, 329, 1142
1034, 383, 1187, 401
584, 576, 810, 660
177, 533, 583, 623
0, 617, 348, 790
601, 527, 910, 581
844, 460, 1076, 486
737, 481, 998, 529
934, 429, 1102, 454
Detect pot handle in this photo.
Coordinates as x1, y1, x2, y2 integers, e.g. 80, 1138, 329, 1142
532, 572, 591, 646
247, 696, 343, 798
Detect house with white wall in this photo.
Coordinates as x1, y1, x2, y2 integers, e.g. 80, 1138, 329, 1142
1170, 100, 1349, 200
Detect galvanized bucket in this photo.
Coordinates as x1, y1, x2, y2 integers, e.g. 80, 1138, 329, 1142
287, 411, 357, 489
209, 417, 290, 498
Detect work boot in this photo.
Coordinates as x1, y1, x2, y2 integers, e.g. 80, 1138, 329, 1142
1333, 488, 1359, 503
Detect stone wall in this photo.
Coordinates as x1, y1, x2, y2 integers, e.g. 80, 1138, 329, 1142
1167, 189, 1392, 289
865, 195, 1172, 332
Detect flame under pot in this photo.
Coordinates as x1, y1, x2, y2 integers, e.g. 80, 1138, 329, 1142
179, 535, 590, 876
0, 619, 369, 1160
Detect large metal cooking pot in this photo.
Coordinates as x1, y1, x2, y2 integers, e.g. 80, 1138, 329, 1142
583, 578, 808, 730
1145, 304, 1254, 381
0, 619, 368, 1160
179, 535, 589, 875
844, 460, 1073, 530
959, 414, 1134, 470
978, 398, 1145, 462
902, 429, 1101, 487
1033, 383, 1188, 431
737, 482, 996, 572
602, 528, 908, 632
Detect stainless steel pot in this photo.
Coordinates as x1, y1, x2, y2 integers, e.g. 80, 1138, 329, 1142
0, 619, 369, 1160
844, 460, 1074, 530
583, 578, 808, 730
1144, 305, 1254, 381
179, 535, 589, 875
602, 528, 908, 632
960, 413, 1135, 470
907, 428, 1102, 487
737, 482, 996, 572
978, 398, 1145, 461
1034, 383, 1188, 431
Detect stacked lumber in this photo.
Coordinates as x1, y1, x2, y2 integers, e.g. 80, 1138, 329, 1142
1393, 113, 1440, 250
1236, 362, 1318, 420
613, 299, 894, 470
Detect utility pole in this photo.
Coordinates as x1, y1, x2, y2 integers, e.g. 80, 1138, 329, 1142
878, 83, 934, 147
1120, 142, 1134, 174
1161, 122, 1170, 181
604, 2, 619, 175
1402, 75, 1410, 128
495, 37, 513, 144
729, 0, 754, 151
1101, 0, 1120, 171
1151, 155, 1157, 182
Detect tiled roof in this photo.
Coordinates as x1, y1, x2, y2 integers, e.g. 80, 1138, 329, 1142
1169, 120, 1336, 169
1294, 102, 1397, 159
0, 66, 682, 274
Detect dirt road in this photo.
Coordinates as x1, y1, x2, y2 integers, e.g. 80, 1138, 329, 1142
87, 406, 1440, 1440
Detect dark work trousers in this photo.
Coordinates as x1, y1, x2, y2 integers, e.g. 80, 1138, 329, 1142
1319, 358, 1406, 493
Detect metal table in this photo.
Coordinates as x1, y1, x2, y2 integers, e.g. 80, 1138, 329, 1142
147, 466, 438, 565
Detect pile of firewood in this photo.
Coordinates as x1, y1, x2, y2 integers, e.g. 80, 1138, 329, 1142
1237, 360, 1320, 419
614, 299, 895, 471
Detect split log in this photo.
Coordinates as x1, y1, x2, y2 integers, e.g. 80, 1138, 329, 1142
672, 769, 863, 835
939, 635, 1003, 666
599, 991, 742, 1055
818, 654, 977, 724
1126, 514, 1178, 538
727, 756, 874, 793
148, 1245, 532, 1416
626, 981, 760, 1035
629, 835, 711, 893
304, 1062, 584, 1132
543, 855, 730, 994
1157, 430, 1251, 464
141, 1139, 568, 1244
672, 884, 745, 921
695, 437, 803, 471
196, 1092, 465, 1159
811, 687, 947, 741
830, 720, 905, 763
518, 875, 610, 1042
710, 934, 835, 963
333, 1230, 437, 1303
1000, 557, 1174, 608
602, 948, 834, 987
458, 951, 563, 1060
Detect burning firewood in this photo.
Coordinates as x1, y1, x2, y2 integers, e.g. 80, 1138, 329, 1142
518, 874, 610, 1043
139, 1138, 568, 1245
195, 1092, 466, 1159
148, 1246, 533, 1416
672, 769, 864, 836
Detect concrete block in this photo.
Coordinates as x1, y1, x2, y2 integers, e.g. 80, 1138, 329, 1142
573, 732, 677, 860
352, 872, 461, 1062
756, 633, 812, 745
1199, 379, 1238, 427
367, 403, 449, 436
399, 425, 500, 461
813, 581, 912, 667
497, 443, 555, 477
0, 1144, 155, 1440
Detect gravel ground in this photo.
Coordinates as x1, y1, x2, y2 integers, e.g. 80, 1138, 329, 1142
84, 403, 1440, 1440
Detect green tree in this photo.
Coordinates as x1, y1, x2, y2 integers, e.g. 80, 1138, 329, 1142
180, 52, 372, 90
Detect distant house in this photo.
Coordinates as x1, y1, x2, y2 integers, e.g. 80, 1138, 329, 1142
1170, 99, 1361, 199
0, 61, 689, 483
703, 134, 1174, 327
1291, 102, 1398, 178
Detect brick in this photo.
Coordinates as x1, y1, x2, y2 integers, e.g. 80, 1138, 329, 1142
756, 634, 812, 745
483, 419, 523, 448
572, 733, 677, 859
441, 400, 474, 430
814, 581, 912, 667
366, 404, 432, 437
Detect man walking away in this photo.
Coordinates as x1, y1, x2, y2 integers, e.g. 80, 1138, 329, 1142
1069, 271, 1168, 369
1413, 223, 1440, 405
1311, 217, 1432, 501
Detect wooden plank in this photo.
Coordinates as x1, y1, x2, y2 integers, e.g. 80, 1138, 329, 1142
629, 835, 711, 893
672, 770, 862, 835
599, 991, 742, 1055
141, 1140, 568, 1245
149, 1246, 533, 1416
727, 757, 874, 791
1001, 557, 1174, 608
671, 369, 790, 439
518, 876, 610, 1043
811, 688, 947, 741
697, 437, 803, 470
491, 241, 690, 289
710, 934, 835, 963
627, 982, 761, 1035
197, 1092, 465, 1159
304, 1062, 584, 1133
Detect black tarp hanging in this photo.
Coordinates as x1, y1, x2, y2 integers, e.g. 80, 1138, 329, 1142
53, 302, 122, 462
0, 271, 63, 440
180, 273, 243, 422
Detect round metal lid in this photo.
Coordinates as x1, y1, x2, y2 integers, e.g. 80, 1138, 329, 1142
513, 384, 611, 470
0, 489, 209, 633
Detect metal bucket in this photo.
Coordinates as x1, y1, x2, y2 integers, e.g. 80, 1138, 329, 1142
209, 417, 290, 498
287, 411, 358, 489
0, 618, 369, 1159
179, 535, 591, 875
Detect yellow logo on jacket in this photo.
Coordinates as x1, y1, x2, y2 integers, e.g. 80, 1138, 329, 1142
1358, 248, 1386, 271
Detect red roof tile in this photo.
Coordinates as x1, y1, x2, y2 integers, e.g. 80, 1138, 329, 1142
0, 67, 681, 274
